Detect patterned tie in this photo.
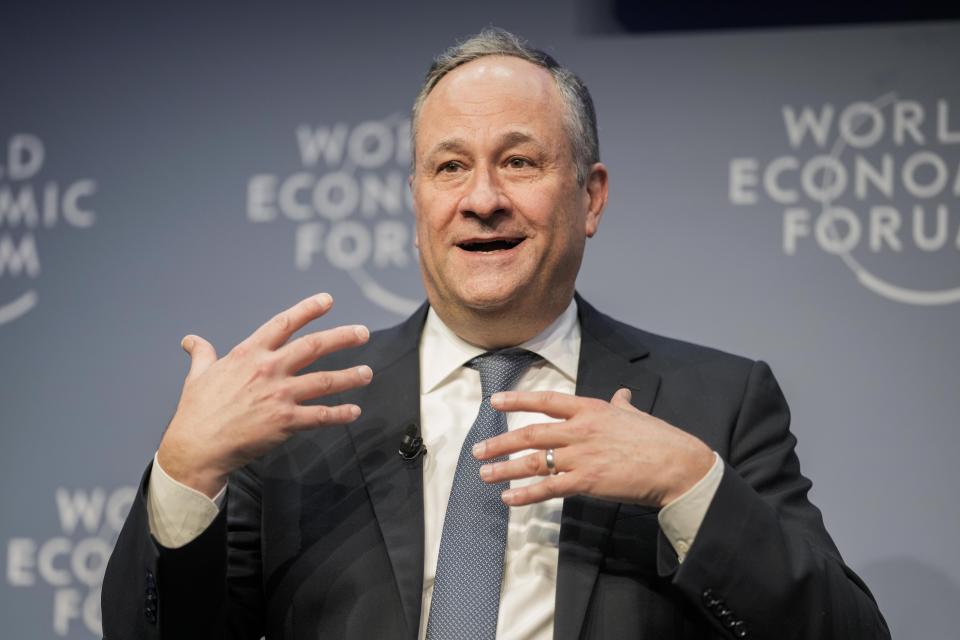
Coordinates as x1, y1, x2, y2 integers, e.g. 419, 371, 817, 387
425, 348, 542, 640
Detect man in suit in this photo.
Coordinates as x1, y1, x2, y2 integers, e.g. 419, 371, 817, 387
103, 28, 890, 639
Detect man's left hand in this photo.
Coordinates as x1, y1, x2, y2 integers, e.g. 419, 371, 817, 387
473, 388, 715, 508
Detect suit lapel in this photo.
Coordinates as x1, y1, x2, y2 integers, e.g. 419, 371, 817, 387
554, 296, 661, 640
347, 305, 428, 640
343, 298, 661, 640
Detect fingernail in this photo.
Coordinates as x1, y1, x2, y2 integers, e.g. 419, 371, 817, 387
354, 325, 369, 340
181, 336, 193, 350
315, 293, 332, 306
472, 442, 486, 458
357, 365, 372, 380
502, 489, 516, 502
349, 405, 361, 418
490, 393, 504, 407
479, 464, 492, 479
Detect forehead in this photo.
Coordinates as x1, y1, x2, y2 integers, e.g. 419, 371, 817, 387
416, 55, 567, 149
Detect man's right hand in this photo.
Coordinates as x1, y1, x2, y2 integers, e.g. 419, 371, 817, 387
156, 293, 373, 498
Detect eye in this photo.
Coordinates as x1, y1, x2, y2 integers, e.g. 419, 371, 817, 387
438, 161, 463, 174
507, 156, 533, 169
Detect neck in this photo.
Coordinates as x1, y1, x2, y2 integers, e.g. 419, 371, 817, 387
430, 294, 573, 349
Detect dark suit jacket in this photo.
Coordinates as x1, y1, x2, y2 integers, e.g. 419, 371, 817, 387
102, 296, 890, 639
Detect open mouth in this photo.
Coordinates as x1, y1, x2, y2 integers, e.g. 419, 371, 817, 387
457, 238, 525, 252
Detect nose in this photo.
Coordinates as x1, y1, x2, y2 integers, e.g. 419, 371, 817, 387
458, 164, 510, 219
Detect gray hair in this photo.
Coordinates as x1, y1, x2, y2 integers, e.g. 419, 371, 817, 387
411, 28, 599, 185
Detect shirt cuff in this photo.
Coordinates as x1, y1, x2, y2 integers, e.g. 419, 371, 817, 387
657, 451, 723, 563
146, 452, 226, 549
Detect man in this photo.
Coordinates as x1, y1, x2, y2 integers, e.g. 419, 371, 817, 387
103, 29, 890, 639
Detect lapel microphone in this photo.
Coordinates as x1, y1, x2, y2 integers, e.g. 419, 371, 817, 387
398, 423, 427, 461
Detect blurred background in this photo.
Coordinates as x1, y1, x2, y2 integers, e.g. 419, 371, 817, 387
2, 1, 958, 637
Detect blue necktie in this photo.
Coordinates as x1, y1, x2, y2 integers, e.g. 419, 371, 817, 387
425, 349, 542, 640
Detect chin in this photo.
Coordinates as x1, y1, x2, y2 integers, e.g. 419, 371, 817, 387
458, 292, 521, 313
453, 279, 530, 312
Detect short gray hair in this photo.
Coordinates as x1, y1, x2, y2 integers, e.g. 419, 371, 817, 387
411, 28, 599, 185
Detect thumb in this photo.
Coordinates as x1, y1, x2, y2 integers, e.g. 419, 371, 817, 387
610, 387, 636, 410
181, 334, 217, 381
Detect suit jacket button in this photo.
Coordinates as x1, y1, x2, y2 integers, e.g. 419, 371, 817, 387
703, 590, 722, 609
145, 608, 157, 624
732, 620, 748, 638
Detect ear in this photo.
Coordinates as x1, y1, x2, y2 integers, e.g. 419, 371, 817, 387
583, 162, 608, 238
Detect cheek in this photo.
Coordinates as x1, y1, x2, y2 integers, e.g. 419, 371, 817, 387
415, 192, 456, 232
541, 218, 587, 266
414, 226, 447, 272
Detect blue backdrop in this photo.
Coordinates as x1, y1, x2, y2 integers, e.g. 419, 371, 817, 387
2, 3, 958, 637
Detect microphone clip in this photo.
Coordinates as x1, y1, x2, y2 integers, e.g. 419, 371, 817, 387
398, 423, 427, 461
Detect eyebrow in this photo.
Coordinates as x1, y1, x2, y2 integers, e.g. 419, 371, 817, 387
424, 131, 546, 162
428, 138, 471, 158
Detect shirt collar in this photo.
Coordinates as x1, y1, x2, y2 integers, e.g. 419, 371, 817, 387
420, 299, 580, 393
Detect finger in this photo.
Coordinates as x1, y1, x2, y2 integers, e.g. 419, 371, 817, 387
611, 387, 646, 416
610, 387, 639, 410
479, 448, 567, 484
288, 403, 363, 431
249, 293, 334, 350
501, 474, 579, 507
278, 325, 370, 373
490, 390, 588, 419
181, 335, 217, 382
473, 422, 573, 460
288, 365, 373, 401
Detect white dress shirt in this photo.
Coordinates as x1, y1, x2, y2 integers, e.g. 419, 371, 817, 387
147, 299, 723, 640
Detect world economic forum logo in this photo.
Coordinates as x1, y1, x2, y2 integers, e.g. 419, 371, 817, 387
0, 133, 98, 326
5, 485, 135, 637
729, 95, 960, 306
246, 114, 420, 315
